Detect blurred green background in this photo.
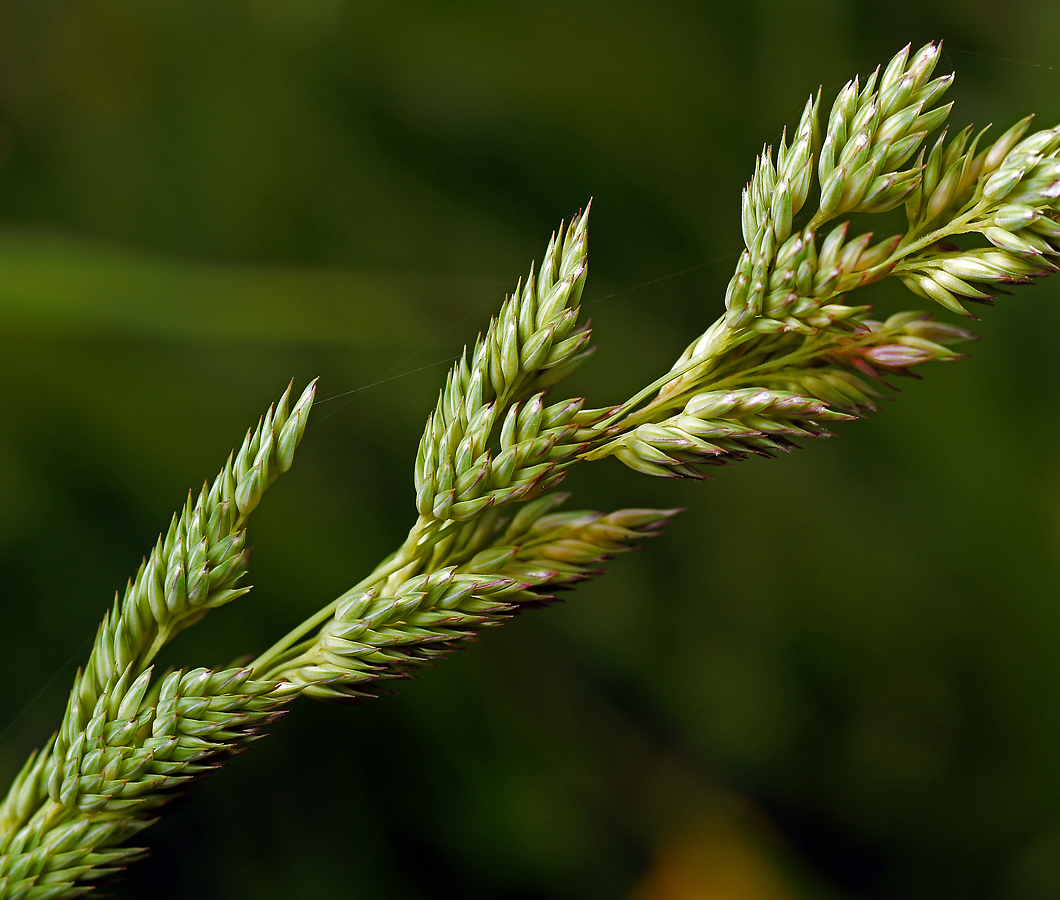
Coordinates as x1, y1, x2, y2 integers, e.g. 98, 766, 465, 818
3, 1, 1060, 898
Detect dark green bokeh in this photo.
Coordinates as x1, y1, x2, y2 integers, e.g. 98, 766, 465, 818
2, 2, 1060, 897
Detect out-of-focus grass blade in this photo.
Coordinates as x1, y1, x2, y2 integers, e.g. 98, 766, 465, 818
0, 230, 445, 344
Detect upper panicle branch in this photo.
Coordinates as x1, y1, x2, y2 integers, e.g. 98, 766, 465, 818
815, 41, 951, 225
583, 44, 989, 480
722, 43, 952, 337
895, 118, 1060, 316
414, 206, 613, 523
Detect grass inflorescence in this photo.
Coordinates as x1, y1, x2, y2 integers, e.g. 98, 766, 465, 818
4, 41, 1060, 897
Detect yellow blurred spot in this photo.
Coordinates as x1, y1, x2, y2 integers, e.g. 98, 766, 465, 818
630, 820, 796, 900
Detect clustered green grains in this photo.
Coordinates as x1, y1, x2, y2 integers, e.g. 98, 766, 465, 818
895, 119, 1060, 316
82, 379, 315, 696
586, 387, 854, 479
0, 385, 314, 898
2, 40, 1056, 898
588, 41, 1060, 479
0, 668, 292, 898
413, 210, 604, 523
725, 44, 952, 336
276, 494, 677, 701
814, 43, 952, 224
57, 380, 316, 770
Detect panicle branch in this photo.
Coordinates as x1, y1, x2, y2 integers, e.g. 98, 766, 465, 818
413, 207, 606, 524
0, 383, 314, 897
591, 41, 1058, 479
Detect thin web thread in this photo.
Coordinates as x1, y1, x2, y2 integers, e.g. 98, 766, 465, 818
0, 253, 728, 741
947, 45, 1055, 72
0, 637, 92, 746
315, 254, 738, 413
311, 280, 518, 423
315, 356, 465, 407
586, 254, 738, 306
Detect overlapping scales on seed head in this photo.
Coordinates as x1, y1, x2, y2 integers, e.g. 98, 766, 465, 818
285, 493, 673, 701
588, 387, 850, 478
741, 93, 819, 253
285, 571, 532, 701
415, 207, 616, 523
464, 492, 677, 586
898, 117, 1060, 317
725, 43, 952, 335
0, 666, 292, 893
815, 42, 951, 223
72, 382, 314, 729
597, 308, 973, 479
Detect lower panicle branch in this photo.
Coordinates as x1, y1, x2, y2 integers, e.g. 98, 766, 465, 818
0, 668, 294, 898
